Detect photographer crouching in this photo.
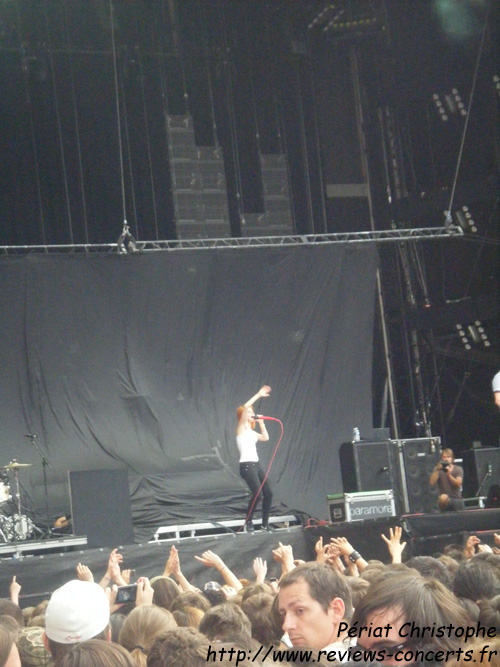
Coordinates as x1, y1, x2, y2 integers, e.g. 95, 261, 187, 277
429, 448, 466, 512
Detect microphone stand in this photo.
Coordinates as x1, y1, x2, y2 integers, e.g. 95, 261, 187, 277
475, 468, 491, 497
26, 435, 53, 538
12, 464, 23, 539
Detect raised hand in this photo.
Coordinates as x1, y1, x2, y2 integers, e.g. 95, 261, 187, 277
325, 544, 346, 574
135, 577, 154, 606
329, 536, 368, 571
194, 549, 242, 592
315, 536, 329, 563
464, 535, 480, 559
10, 576, 21, 605
253, 557, 268, 583
194, 550, 225, 570
329, 536, 354, 556
100, 548, 127, 588
76, 563, 94, 582
164, 545, 181, 577
272, 542, 295, 574
381, 526, 407, 563
108, 548, 123, 580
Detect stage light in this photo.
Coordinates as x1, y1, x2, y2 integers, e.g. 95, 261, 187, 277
475, 320, 491, 347
433, 93, 448, 122
433, 87, 468, 121
448, 88, 467, 116
456, 322, 471, 350
306, 1, 384, 37
325, 15, 379, 33
455, 206, 477, 233
455, 319, 490, 350
324, 10, 347, 31
308, 4, 340, 30
467, 325, 481, 344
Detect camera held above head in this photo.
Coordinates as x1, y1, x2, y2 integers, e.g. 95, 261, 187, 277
116, 584, 137, 603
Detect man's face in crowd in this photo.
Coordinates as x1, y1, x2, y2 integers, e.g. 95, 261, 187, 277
356, 606, 414, 666
278, 577, 344, 650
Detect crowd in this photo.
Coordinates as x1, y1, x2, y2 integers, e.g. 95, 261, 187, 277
1, 529, 500, 666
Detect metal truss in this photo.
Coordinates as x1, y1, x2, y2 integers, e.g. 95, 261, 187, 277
0, 226, 463, 255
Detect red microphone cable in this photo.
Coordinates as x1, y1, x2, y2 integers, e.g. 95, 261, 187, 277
237, 416, 284, 533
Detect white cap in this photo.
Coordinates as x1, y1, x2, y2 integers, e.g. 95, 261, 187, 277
45, 580, 110, 644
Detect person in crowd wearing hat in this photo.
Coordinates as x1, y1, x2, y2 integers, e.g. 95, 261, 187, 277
42, 580, 111, 662
17, 625, 54, 667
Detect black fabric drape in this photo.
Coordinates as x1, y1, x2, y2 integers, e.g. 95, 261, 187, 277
0, 244, 378, 539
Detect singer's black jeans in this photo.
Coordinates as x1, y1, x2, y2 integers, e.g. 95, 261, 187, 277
239, 461, 273, 526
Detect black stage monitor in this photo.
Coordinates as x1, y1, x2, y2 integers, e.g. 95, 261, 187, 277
68, 469, 134, 548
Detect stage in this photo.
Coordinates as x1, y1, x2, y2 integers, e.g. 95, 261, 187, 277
2, 508, 499, 605
0, 1, 497, 619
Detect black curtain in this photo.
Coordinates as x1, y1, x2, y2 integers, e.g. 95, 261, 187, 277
0, 244, 378, 539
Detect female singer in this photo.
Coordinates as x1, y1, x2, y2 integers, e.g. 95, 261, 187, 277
236, 385, 273, 532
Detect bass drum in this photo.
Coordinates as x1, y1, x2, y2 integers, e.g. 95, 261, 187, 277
1, 514, 35, 541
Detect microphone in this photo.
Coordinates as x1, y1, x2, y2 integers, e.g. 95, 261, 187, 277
253, 414, 270, 420
24, 434, 37, 439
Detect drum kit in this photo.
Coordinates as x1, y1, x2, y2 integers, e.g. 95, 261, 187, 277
0, 460, 36, 542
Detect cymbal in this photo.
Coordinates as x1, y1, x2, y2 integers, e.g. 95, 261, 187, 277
0, 462, 33, 470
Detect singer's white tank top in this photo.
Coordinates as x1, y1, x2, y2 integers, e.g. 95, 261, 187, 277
237, 429, 259, 463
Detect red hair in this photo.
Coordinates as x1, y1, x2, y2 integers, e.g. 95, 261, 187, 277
237, 406, 255, 429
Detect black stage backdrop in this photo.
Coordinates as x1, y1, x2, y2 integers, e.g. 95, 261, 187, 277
0, 244, 378, 540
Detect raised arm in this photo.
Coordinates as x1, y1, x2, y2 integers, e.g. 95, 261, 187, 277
10, 576, 21, 606
99, 548, 127, 589
244, 385, 271, 408
238, 386, 271, 439
329, 536, 368, 572
253, 557, 268, 584
194, 550, 243, 592
446, 465, 463, 488
429, 462, 443, 487
272, 542, 296, 579
464, 535, 480, 559
164, 545, 196, 593
381, 526, 407, 564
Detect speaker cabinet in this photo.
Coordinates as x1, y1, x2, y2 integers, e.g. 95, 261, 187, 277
399, 438, 440, 514
69, 469, 135, 548
339, 440, 401, 495
462, 448, 500, 499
